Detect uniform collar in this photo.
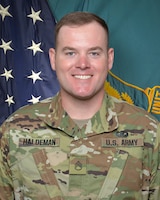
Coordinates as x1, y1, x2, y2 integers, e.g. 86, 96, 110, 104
44, 93, 119, 138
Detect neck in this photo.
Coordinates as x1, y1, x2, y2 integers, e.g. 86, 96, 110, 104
61, 91, 105, 120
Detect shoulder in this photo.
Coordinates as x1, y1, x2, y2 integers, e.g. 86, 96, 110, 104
10, 97, 53, 118
0, 95, 58, 133
108, 95, 159, 128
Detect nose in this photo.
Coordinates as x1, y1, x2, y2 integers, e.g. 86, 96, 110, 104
76, 54, 90, 69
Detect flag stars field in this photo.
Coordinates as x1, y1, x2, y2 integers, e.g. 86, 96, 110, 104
0, 0, 59, 125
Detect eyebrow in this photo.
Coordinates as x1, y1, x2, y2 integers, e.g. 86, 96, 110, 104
62, 46, 104, 51
62, 47, 76, 51
88, 46, 104, 51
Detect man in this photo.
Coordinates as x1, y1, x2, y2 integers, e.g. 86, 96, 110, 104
0, 11, 159, 200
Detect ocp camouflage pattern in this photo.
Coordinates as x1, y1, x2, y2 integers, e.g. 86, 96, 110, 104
0, 93, 160, 200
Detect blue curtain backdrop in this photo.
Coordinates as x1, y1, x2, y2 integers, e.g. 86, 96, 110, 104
48, 0, 160, 121
0, 0, 60, 125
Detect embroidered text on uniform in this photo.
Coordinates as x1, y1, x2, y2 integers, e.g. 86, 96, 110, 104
19, 138, 60, 147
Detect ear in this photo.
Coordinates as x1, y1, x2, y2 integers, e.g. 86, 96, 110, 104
49, 48, 56, 71
107, 48, 114, 71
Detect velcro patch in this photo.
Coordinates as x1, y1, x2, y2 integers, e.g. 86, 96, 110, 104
69, 156, 87, 175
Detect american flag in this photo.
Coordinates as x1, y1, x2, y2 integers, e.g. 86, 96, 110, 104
0, 0, 60, 125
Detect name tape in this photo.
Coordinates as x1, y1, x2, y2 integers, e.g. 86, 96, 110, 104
102, 137, 144, 147
19, 138, 60, 147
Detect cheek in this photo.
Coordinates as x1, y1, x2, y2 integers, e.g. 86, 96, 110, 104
55, 62, 70, 82
97, 62, 108, 74
55, 58, 73, 71
98, 66, 108, 80
54, 60, 65, 74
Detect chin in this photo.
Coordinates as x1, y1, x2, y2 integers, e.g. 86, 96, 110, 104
72, 93, 95, 101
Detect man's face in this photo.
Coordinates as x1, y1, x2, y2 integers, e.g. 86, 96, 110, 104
50, 21, 114, 100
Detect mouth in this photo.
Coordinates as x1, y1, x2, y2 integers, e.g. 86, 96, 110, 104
73, 75, 92, 80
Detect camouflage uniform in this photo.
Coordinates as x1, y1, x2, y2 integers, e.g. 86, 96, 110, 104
0, 93, 160, 200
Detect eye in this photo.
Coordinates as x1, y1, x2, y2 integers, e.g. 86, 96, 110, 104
65, 51, 76, 56
89, 51, 100, 57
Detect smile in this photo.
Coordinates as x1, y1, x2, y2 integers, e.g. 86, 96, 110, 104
74, 75, 92, 80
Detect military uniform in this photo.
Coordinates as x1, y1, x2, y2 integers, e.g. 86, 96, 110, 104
0, 93, 160, 200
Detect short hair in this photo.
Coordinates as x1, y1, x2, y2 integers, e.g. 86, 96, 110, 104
55, 11, 109, 48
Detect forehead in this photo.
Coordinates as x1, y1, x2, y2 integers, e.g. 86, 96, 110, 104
57, 22, 107, 43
